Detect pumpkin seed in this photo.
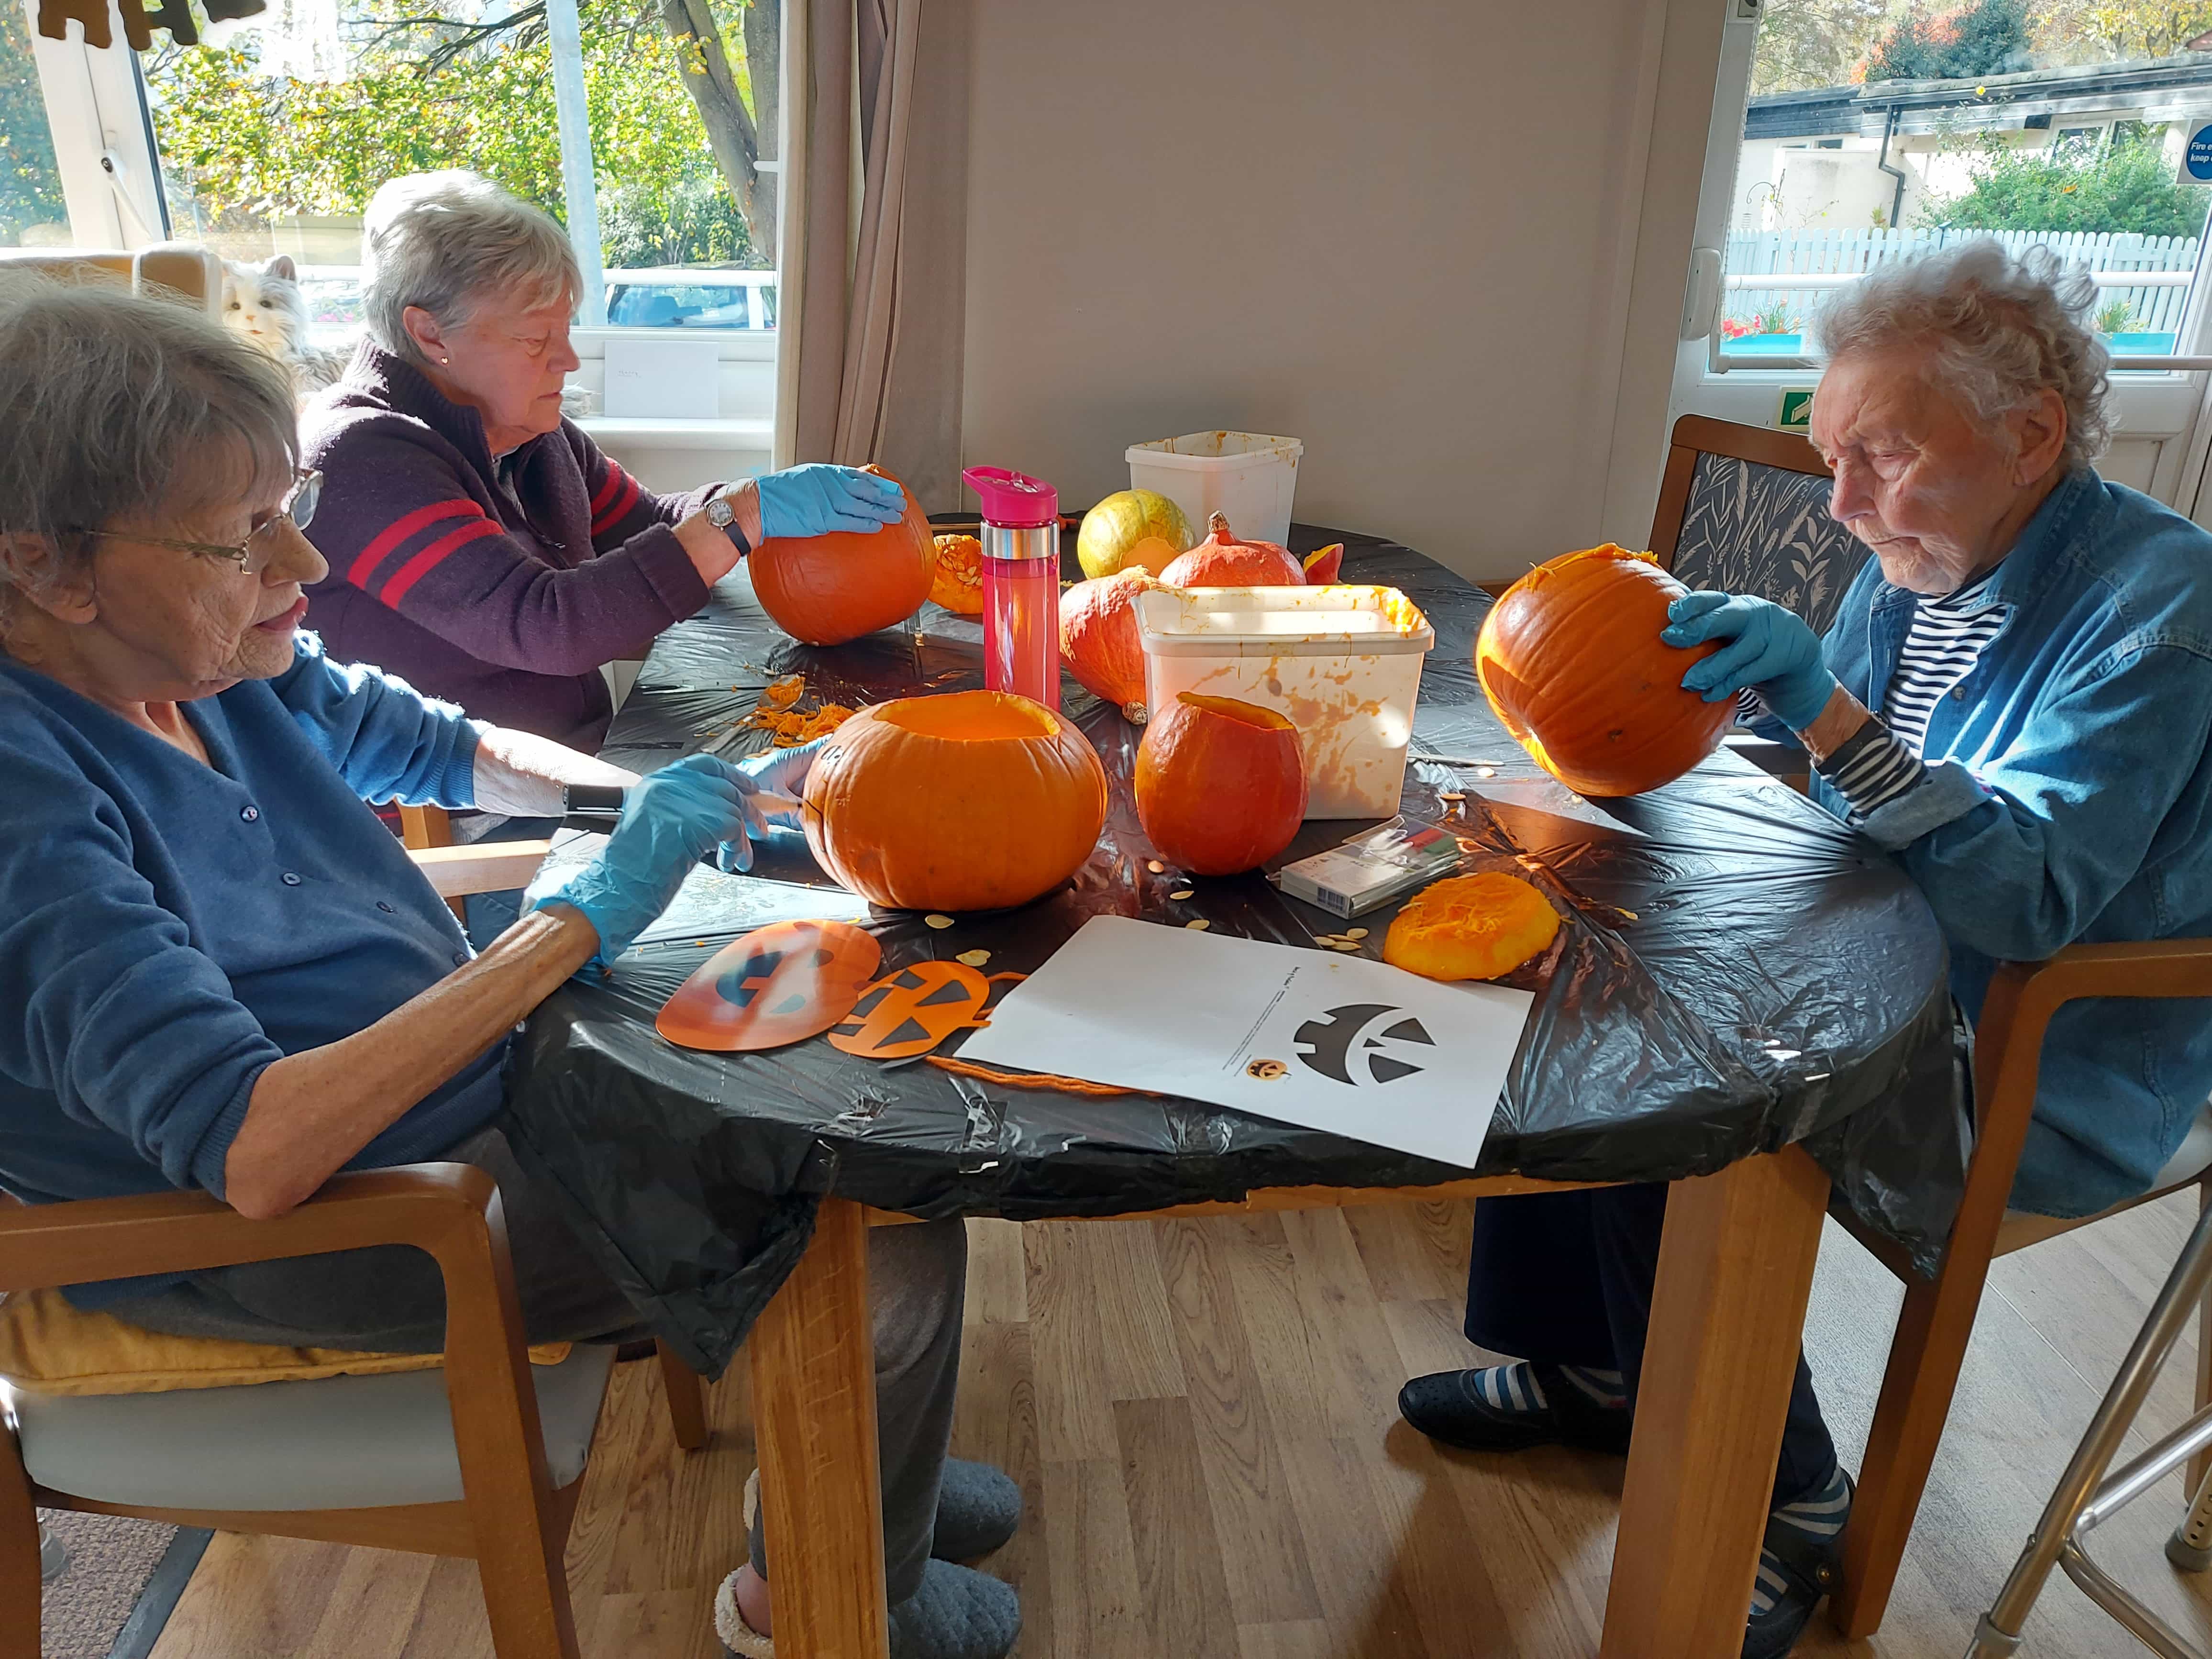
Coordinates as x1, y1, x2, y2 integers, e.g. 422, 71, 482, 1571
925, 914, 955, 929
1185, 919, 1210, 930
1346, 928, 1369, 939
1148, 860, 1167, 874
1439, 791, 1464, 802
1170, 889, 1195, 900
956, 949, 992, 967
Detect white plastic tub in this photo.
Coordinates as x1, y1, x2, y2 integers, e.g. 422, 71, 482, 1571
1135, 585, 1434, 819
1126, 431, 1304, 546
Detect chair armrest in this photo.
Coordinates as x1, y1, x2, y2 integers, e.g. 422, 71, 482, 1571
408, 841, 553, 898
0, 1163, 501, 1294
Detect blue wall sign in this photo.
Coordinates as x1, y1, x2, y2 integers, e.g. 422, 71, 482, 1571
2188, 124, 2212, 183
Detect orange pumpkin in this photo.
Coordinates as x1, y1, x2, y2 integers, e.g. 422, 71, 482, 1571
1159, 512, 1305, 588
830, 961, 989, 1058
803, 690, 1109, 911
656, 920, 884, 1051
1382, 872, 1560, 982
1135, 692, 1306, 875
930, 533, 984, 615
750, 465, 935, 645
1059, 569, 1162, 717
1475, 545, 1732, 797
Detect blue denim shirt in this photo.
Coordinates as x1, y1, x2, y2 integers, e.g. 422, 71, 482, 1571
1775, 469, 2212, 1216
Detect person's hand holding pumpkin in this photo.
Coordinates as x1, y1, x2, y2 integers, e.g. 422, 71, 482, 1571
525, 746, 824, 967
1662, 591, 1838, 731
756, 464, 907, 538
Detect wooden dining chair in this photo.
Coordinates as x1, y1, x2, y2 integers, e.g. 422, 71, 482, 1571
1, 836, 708, 1659
0, 243, 223, 318
1828, 941, 2212, 1637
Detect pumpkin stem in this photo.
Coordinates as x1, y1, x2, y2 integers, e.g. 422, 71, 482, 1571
1208, 511, 1233, 540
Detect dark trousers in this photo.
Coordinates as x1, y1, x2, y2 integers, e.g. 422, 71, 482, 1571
1464, 1184, 1837, 1508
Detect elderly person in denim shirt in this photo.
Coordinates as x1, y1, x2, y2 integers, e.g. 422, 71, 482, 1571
1399, 242, 2212, 1659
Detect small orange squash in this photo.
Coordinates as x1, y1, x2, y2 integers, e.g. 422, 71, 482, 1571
1382, 873, 1559, 982
802, 690, 1109, 911
751, 465, 935, 645
1059, 569, 1163, 717
1474, 545, 1731, 797
1135, 693, 1306, 875
1159, 512, 1305, 588
930, 533, 984, 615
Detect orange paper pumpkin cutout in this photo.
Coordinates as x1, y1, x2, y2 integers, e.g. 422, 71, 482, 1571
829, 961, 994, 1060
657, 920, 883, 1052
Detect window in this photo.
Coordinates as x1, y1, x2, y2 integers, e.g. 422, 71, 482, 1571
1714, 0, 2212, 366
0, 0, 68, 247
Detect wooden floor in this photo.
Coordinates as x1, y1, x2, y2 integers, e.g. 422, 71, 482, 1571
141, 1194, 2212, 1659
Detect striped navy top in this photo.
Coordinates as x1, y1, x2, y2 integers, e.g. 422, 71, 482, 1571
1819, 567, 2007, 820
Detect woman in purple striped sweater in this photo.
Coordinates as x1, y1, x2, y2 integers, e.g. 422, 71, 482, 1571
303, 171, 901, 753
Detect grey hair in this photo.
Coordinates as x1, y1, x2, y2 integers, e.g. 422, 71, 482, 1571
0, 278, 297, 641
1811, 239, 2112, 470
360, 170, 580, 363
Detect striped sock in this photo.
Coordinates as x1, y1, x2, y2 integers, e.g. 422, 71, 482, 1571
1750, 1463, 1850, 1617
1471, 1362, 1627, 1415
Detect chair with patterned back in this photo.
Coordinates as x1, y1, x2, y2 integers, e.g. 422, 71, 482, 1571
0, 243, 223, 320
1648, 414, 1865, 632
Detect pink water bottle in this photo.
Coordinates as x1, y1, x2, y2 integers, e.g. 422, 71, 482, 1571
962, 465, 1061, 710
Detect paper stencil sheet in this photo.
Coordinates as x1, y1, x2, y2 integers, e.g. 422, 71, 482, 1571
958, 916, 1534, 1168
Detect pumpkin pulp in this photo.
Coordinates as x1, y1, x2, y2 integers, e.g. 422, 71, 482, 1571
1382, 872, 1559, 982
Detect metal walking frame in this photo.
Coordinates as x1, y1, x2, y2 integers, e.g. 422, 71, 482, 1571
1968, 1197, 2212, 1657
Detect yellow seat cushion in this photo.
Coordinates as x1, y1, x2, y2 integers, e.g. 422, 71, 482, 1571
0, 1285, 569, 1397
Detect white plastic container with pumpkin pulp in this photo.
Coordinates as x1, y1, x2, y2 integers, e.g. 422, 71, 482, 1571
1133, 585, 1435, 819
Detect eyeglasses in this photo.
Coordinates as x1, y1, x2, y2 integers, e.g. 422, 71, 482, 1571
74, 470, 322, 575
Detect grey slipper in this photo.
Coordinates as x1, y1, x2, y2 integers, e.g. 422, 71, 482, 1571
714, 1559, 1020, 1659
932, 1458, 1023, 1562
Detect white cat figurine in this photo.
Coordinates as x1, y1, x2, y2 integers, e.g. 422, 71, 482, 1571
221, 255, 347, 403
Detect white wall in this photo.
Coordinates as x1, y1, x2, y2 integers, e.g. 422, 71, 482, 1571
959, 0, 1725, 584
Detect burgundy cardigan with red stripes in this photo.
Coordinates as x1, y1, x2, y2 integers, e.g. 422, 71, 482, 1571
299, 346, 721, 749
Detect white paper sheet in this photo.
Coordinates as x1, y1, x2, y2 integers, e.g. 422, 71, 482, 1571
958, 916, 1533, 1168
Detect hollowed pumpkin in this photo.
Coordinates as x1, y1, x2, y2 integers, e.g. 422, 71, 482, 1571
1158, 512, 1305, 588
930, 533, 985, 615
1059, 569, 1163, 718
750, 465, 935, 645
656, 919, 884, 1051
1382, 872, 1559, 982
803, 690, 1110, 912
1135, 692, 1306, 875
1475, 545, 1731, 797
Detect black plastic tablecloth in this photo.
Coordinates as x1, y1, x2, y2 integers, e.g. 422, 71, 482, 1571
502, 527, 1962, 1375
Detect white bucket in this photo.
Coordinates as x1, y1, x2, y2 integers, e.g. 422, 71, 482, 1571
1135, 585, 1434, 819
1126, 431, 1304, 547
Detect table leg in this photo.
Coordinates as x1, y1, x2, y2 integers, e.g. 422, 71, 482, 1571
748, 1196, 889, 1659
1599, 1145, 1830, 1658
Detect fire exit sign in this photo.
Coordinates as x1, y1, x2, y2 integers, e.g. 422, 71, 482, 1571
1777, 389, 1815, 429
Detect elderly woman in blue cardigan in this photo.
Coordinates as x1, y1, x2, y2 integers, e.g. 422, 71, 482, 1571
0, 282, 1018, 1659
1401, 242, 2212, 1659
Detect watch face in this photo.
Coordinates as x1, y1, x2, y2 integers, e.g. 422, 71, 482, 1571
706, 496, 735, 528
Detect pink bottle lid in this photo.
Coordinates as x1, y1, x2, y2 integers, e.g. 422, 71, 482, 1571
961, 466, 1059, 528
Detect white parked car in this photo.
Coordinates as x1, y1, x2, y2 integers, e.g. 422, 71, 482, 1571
603, 269, 778, 330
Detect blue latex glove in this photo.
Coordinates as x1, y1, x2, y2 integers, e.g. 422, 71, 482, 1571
756, 464, 906, 539
524, 752, 805, 965
1662, 591, 1838, 731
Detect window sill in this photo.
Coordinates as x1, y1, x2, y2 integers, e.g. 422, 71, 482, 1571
575, 415, 774, 452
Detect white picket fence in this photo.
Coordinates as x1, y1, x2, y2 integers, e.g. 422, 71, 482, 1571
1725, 228, 2201, 334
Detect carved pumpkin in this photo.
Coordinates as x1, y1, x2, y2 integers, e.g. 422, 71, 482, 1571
830, 961, 990, 1058
1382, 872, 1560, 982
1159, 512, 1304, 588
803, 690, 1110, 911
750, 465, 935, 646
1135, 692, 1306, 875
1475, 545, 1732, 797
1059, 569, 1163, 718
1076, 488, 1192, 580
656, 919, 884, 1051
930, 533, 984, 615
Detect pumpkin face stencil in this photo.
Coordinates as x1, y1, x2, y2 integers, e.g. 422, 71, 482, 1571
657, 920, 884, 1052
1293, 1003, 1437, 1086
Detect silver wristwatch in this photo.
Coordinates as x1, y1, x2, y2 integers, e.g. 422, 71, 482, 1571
703, 487, 748, 552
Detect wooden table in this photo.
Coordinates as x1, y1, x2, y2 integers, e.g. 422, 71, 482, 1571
507, 522, 1955, 1658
